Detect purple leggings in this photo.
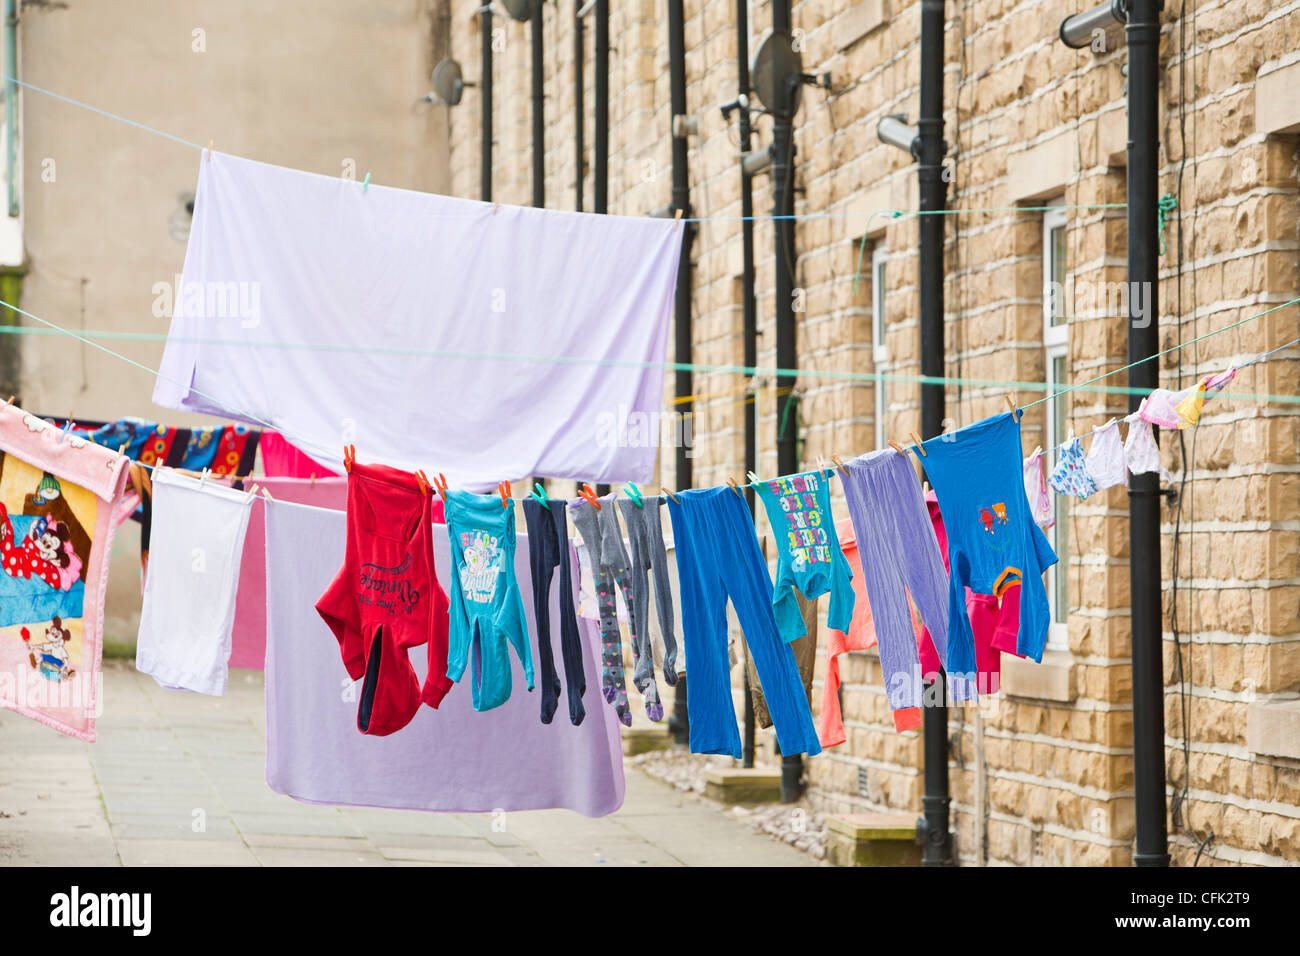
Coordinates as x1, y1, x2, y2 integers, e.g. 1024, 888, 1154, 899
840, 450, 953, 708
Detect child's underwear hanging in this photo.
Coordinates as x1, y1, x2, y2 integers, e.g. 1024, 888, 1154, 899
443, 488, 534, 712
1022, 450, 1055, 530
921, 411, 1059, 670
315, 460, 450, 736
753, 469, 855, 644
1048, 435, 1099, 500
665, 487, 822, 759
1083, 420, 1127, 490
1123, 414, 1172, 481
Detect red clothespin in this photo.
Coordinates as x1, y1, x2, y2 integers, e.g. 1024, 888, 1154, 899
578, 483, 602, 510
498, 480, 512, 510
909, 430, 927, 457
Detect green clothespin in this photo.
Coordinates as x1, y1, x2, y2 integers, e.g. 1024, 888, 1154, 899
528, 482, 549, 505
624, 482, 644, 508
362, 172, 371, 193
1157, 193, 1177, 255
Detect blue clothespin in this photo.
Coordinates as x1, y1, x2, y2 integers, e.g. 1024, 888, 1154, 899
528, 482, 549, 506
362, 172, 370, 193
624, 482, 644, 508
58, 416, 74, 444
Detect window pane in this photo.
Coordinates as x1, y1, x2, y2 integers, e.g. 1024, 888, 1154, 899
1051, 354, 1069, 623
1049, 224, 1067, 327
873, 259, 886, 346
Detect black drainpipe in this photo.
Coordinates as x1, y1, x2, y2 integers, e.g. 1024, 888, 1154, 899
480, 4, 492, 202
770, 0, 802, 804
1126, 0, 1169, 868
530, 0, 544, 209
916, 0, 953, 867
574, 1, 584, 212
736, 0, 757, 770
593, 1, 610, 499
667, 0, 693, 747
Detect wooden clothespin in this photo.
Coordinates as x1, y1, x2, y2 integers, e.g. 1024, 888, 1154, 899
118, 442, 129, 458
498, 480, 512, 510
2, 395, 12, 409
243, 482, 261, 503
624, 482, 644, 508
832, 454, 847, 475
261, 486, 275, 505
578, 483, 602, 510
673, 208, 683, 229
491, 201, 499, 215
727, 477, 743, 498
661, 486, 680, 505
1005, 393, 1017, 414
888, 440, 905, 455
207, 140, 214, 162
909, 430, 927, 457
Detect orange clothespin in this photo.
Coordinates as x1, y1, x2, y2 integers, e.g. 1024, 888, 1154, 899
727, 477, 742, 498
661, 486, 680, 504
343, 444, 355, 473
309, 471, 316, 489
432, 472, 449, 503
909, 430, 927, 457
498, 480, 512, 510
413, 469, 430, 496
578, 483, 602, 510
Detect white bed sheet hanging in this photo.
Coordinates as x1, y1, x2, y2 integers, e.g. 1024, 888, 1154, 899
154, 151, 683, 489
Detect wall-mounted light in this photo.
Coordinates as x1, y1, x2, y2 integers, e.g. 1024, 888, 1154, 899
877, 113, 920, 157
1058, 0, 1128, 49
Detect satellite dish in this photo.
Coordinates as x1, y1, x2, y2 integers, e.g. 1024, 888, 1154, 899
432, 58, 465, 106
498, 0, 533, 21
751, 30, 803, 118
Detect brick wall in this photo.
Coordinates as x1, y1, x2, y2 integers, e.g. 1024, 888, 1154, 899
445, 0, 1300, 865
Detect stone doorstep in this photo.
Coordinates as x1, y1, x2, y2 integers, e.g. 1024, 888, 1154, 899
702, 768, 782, 804
825, 813, 922, 868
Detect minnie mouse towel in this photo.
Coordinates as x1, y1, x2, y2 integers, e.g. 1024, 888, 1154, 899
0, 402, 130, 740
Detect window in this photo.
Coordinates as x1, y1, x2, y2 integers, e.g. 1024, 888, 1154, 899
1042, 204, 1069, 650
872, 245, 888, 450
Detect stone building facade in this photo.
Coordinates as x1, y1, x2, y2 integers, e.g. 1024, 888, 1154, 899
444, 0, 1299, 867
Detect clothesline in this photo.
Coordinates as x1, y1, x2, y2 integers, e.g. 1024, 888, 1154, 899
3, 74, 1127, 227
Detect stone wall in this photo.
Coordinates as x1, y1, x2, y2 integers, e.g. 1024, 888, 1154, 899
446, 0, 1300, 865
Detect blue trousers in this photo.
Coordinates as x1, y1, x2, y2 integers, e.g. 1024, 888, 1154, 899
666, 487, 822, 758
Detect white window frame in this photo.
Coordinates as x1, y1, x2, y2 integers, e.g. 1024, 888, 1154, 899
872, 245, 888, 450
1042, 203, 1069, 650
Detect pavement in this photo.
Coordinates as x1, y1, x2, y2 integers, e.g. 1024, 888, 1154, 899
0, 661, 812, 867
